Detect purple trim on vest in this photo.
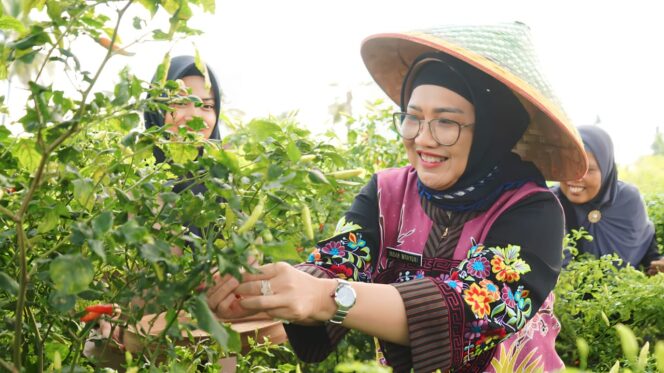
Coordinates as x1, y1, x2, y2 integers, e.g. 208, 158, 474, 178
375, 166, 560, 370
376, 166, 552, 269
453, 181, 551, 260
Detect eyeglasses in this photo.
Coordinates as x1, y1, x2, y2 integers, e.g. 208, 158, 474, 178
392, 112, 473, 146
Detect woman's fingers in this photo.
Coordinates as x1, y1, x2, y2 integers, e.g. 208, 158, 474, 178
241, 263, 279, 282
206, 274, 239, 310
235, 280, 265, 296
239, 294, 283, 311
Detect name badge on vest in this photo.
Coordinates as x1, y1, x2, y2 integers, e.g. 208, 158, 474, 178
386, 247, 422, 266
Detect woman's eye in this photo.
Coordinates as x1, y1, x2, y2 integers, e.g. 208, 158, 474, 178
202, 104, 214, 110
435, 118, 460, 125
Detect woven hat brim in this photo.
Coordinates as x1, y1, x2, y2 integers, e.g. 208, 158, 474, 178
361, 32, 587, 181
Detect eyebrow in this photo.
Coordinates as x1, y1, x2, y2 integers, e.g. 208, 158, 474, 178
407, 104, 464, 114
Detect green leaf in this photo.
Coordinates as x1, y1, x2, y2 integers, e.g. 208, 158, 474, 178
48, 292, 76, 312
38, 208, 59, 233
138, 0, 158, 14
248, 120, 282, 142
92, 211, 113, 236
190, 294, 241, 352
266, 164, 283, 180
216, 149, 240, 173
0, 15, 26, 33
49, 255, 94, 295
22, 0, 46, 16
118, 220, 148, 244
0, 271, 19, 295
140, 241, 170, 263
72, 178, 95, 211
166, 142, 198, 164
14, 138, 41, 173
286, 141, 301, 162
200, 0, 215, 13
194, 46, 211, 90
0, 59, 7, 80
87, 239, 106, 262
186, 116, 205, 130
156, 52, 171, 86
258, 242, 302, 261
490, 302, 505, 317
12, 27, 50, 50
0, 125, 10, 142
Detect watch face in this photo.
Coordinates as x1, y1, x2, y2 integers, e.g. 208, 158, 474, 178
336, 285, 356, 308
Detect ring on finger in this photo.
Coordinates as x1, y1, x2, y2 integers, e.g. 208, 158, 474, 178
260, 280, 274, 296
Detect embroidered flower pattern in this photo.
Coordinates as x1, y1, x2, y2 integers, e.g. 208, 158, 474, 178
466, 257, 491, 278
320, 241, 346, 256
489, 245, 531, 283
451, 242, 535, 362
479, 279, 500, 302
501, 283, 516, 308
465, 319, 488, 340
463, 283, 492, 318
332, 216, 362, 236
439, 273, 466, 294
306, 218, 371, 282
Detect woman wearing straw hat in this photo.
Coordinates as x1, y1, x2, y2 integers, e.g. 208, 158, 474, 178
555, 125, 664, 274
210, 23, 586, 372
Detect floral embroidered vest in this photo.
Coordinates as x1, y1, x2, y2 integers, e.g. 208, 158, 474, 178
375, 166, 564, 372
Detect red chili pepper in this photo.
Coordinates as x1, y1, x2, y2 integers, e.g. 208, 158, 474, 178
80, 311, 102, 323
84, 304, 114, 315
195, 282, 207, 293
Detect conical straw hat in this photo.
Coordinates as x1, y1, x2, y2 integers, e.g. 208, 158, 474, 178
361, 22, 587, 181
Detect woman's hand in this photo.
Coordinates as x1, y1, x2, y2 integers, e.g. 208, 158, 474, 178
647, 258, 664, 276
234, 262, 338, 324
206, 273, 259, 320
206, 255, 262, 320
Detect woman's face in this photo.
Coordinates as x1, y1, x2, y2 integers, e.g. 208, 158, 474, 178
403, 84, 475, 191
165, 75, 217, 139
560, 151, 602, 204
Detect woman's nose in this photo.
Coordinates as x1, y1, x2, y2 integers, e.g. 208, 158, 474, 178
180, 103, 199, 120
414, 121, 438, 147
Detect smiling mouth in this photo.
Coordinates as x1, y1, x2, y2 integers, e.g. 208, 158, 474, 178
567, 185, 585, 193
418, 152, 449, 164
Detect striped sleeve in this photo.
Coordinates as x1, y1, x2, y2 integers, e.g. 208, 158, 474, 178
282, 264, 349, 362
284, 177, 380, 362
389, 278, 453, 372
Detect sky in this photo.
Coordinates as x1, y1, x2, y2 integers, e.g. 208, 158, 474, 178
5, 0, 664, 165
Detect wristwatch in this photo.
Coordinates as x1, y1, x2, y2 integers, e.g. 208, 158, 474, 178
328, 279, 356, 324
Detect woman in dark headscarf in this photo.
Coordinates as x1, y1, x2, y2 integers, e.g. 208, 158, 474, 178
207, 23, 586, 372
555, 125, 663, 272
144, 55, 221, 143
83, 55, 224, 366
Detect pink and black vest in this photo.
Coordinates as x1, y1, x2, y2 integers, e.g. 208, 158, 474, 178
375, 166, 564, 372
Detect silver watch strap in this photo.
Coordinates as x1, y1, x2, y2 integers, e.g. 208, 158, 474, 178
329, 279, 353, 325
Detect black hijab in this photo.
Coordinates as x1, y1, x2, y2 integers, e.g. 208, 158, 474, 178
554, 126, 655, 266
144, 55, 222, 162
404, 52, 545, 212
